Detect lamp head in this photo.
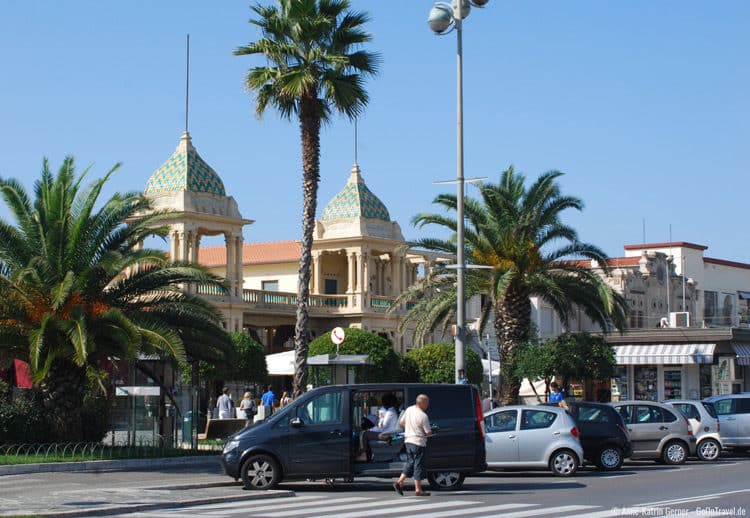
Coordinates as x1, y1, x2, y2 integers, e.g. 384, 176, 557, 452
471, 0, 490, 6
452, 0, 472, 19
428, 5, 453, 34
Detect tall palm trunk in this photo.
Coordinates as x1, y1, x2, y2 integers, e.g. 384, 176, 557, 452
40, 360, 87, 442
293, 93, 321, 398
494, 282, 532, 405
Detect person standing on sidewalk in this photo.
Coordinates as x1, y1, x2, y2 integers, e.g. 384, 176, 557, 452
216, 387, 234, 419
261, 385, 276, 417
393, 394, 432, 497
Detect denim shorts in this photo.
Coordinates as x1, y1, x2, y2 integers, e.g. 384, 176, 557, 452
402, 443, 426, 481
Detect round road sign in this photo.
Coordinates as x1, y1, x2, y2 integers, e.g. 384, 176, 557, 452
331, 327, 346, 345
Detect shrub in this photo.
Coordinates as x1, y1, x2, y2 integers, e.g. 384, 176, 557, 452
406, 343, 483, 385
309, 328, 401, 383
0, 392, 50, 444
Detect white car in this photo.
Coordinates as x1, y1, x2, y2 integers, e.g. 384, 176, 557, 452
484, 405, 584, 476
666, 400, 723, 461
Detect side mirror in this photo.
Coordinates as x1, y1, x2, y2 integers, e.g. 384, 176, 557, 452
290, 417, 304, 428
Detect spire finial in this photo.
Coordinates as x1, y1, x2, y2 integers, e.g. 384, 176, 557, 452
185, 33, 190, 134
354, 118, 358, 166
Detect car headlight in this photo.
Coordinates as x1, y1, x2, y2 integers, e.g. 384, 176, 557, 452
223, 440, 240, 454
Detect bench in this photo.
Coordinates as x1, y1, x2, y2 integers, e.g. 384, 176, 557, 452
198, 418, 246, 440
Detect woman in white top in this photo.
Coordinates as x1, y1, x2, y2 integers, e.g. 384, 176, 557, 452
358, 394, 399, 461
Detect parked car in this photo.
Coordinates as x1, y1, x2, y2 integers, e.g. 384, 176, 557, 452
666, 400, 722, 461
611, 401, 696, 464
703, 393, 750, 451
548, 401, 632, 471
220, 383, 486, 490
484, 405, 583, 476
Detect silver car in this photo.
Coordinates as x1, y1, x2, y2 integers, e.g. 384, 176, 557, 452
612, 401, 696, 464
484, 405, 583, 476
704, 394, 750, 451
666, 400, 722, 461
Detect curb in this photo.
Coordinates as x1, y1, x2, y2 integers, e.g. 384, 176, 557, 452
0, 455, 220, 476
42, 490, 295, 518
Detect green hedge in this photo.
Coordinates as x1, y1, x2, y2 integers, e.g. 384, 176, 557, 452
0, 393, 50, 444
406, 343, 483, 385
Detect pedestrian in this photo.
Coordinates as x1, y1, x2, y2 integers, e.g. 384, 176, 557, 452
239, 392, 257, 426
358, 393, 399, 462
393, 394, 432, 497
261, 385, 275, 417
279, 390, 292, 408
216, 387, 234, 419
550, 381, 568, 410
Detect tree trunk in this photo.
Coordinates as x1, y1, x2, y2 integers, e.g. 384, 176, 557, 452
494, 281, 532, 405
293, 93, 321, 398
40, 360, 87, 442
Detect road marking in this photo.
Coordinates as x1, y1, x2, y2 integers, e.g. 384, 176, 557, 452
320, 499, 478, 518
257, 497, 412, 517
401, 502, 536, 518
474, 504, 597, 518
138, 495, 359, 516
638, 488, 750, 507
566, 511, 621, 518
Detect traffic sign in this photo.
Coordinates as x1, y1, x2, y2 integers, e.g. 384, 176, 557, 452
331, 327, 346, 345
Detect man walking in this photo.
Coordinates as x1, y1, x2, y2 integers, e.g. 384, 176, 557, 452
393, 394, 432, 497
261, 385, 276, 418
216, 387, 234, 419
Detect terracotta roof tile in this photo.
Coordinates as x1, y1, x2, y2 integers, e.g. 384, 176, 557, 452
558, 257, 641, 269
198, 240, 301, 267
623, 241, 708, 251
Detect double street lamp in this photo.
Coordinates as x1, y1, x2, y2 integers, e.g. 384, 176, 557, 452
428, 0, 490, 384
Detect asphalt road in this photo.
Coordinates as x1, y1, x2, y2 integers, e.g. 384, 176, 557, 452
121, 454, 750, 518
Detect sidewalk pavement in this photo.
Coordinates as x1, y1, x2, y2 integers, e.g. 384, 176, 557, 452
0, 461, 294, 517
0, 455, 220, 476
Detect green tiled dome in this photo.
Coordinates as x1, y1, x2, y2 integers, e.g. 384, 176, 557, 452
321, 164, 391, 222
145, 132, 226, 197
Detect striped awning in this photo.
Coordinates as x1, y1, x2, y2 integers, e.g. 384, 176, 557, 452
614, 344, 716, 365
732, 343, 750, 366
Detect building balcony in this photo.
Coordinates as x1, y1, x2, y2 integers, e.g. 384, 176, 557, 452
196, 284, 406, 316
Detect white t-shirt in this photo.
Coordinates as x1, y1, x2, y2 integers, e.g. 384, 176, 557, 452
400, 405, 431, 447
371, 407, 398, 433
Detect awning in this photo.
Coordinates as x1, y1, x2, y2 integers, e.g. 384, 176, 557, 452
265, 350, 295, 376
732, 343, 750, 366
738, 292, 750, 300
481, 359, 500, 377
614, 344, 715, 365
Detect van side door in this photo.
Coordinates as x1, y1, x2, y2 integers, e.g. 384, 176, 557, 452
413, 386, 477, 471
287, 389, 350, 477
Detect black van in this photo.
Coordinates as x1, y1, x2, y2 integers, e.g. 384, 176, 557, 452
220, 383, 486, 490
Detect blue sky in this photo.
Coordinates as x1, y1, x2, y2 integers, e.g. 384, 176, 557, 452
1, 1, 748, 260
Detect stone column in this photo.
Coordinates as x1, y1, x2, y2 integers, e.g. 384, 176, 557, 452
169, 231, 179, 262
347, 252, 356, 293
391, 254, 400, 296
235, 235, 243, 296
315, 253, 324, 294
400, 256, 407, 292
224, 233, 235, 296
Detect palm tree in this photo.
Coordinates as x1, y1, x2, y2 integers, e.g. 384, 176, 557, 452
0, 157, 232, 441
235, 0, 379, 397
396, 167, 628, 404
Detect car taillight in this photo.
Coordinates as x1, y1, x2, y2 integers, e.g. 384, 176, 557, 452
685, 418, 693, 436
618, 423, 628, 436
571, 426, 580, 438
475, 393, 485, 440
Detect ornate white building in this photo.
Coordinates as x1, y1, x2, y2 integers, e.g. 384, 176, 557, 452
143, 133, 442, 356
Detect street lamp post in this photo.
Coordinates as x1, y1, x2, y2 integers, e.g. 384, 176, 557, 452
429, 0, 490, 384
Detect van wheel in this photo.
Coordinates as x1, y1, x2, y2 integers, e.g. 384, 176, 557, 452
427, 472, 465, 491
550, 449, 578, 476
241, 454, 281, 490
596, 446, 624, 471
697, 438, 721, 461
662, 441, 687, 465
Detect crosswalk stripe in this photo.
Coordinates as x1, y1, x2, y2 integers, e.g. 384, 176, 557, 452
401, 502, 536, 518
139, 495, 359, 516
474, 504, 597, 518
212, 496, 373, 516
264, 498, 477, 518
322, 499, 478, 518
567, 510, 620, 518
